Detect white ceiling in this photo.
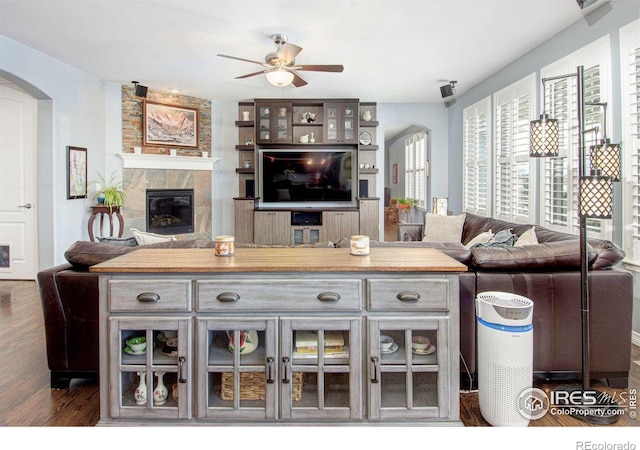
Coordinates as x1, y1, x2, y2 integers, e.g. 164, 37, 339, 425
0, 0, 598, 103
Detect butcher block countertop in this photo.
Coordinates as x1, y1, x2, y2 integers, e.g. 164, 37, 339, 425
89, 247, 468, 274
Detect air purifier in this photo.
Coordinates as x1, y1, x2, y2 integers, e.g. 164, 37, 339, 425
476, 291, 534, 426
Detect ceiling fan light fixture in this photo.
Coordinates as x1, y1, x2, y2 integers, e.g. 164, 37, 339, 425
266, 69, 294, 87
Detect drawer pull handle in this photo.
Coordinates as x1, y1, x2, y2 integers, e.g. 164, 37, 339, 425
371, 356, 379, 383
136, 292, 160, 303
396, 291, 420, 302
266, 356, 275, 384
217, 292, 240, 303
282, 356, 290, 383
317, 292, 341, 302
178, 356, 187, 383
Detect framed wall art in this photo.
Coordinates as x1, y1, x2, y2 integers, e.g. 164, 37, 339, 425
143, 101, 199, 148
392, 163, 399, 184
67, 146, 87, 199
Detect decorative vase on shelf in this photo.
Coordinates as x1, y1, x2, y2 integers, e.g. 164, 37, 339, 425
154, 372, 168, 405
134, 371, 147, 405
309, 132, 315, 144
363, 110, 372, 121
96, 193, 105, 205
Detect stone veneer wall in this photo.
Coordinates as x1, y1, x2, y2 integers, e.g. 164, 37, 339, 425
121, 85, 211, 155
121, 86, 213, 241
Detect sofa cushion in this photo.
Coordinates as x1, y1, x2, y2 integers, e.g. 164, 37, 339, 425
422, 213, 466, 243
370, 240, 471, 264
65, 241, 139, 269
470, 239, 596, 271
65, 238, 207, 270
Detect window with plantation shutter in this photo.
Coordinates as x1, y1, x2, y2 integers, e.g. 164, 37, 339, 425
620, 19, 640, 264
463, 97, 491, 216
494, 74, 536, 223
539, 36, 611, 239
404, 132, 427, 209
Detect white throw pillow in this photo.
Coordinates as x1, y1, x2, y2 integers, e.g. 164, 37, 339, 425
131, 228, 177, 245
514, 226, 539, 247
464, 230, 494, 249
422, 213, 466, 243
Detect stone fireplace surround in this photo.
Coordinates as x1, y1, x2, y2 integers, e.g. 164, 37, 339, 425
122, 166, 212, 241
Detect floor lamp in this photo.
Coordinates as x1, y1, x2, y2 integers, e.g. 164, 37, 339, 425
530, 65, 622, 424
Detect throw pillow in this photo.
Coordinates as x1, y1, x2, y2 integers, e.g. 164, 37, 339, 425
422, 213, 466, 243
97, 236, 138, 247
464, 230, 494, 249
514, 226, 539, 247
131, 228, 177, 245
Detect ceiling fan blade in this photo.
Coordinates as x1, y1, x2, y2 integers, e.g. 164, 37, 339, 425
290, 71, 308, 88
295, 64, 344, 73
280, 43, 303, 63
217, 54, 268, 67
235, 70, 269, 79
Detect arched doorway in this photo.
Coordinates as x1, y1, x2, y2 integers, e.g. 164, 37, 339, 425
0, 71, 54, 277
383, 123, 431, 241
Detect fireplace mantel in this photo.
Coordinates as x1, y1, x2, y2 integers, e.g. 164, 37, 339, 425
119, 153, 220, 171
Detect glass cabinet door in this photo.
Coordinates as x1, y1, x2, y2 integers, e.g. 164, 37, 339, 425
257, 104, 271, 142
280, 318, 362, 420
274, 103, 291, 142
197, 318, 277, 420
368, 317, 449, 420
325, 105, 339, 142
109, 317, 192, 420
342, 104, 356, 143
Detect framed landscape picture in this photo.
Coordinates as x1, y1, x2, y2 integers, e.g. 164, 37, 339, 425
143, 101, 199, 148
67, 146, 87, 199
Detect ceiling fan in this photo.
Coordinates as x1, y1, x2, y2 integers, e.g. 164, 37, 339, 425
217, 33, 344, 88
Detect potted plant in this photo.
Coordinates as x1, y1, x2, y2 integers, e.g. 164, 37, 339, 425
395, 198, 418, 222
91, 171, 127, 211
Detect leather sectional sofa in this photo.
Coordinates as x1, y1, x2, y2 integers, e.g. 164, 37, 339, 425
37, 213, 633, 389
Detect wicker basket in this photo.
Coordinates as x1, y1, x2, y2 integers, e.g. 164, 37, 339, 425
221, 372, 303, 401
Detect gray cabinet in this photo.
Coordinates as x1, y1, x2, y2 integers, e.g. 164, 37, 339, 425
358, 198, 379, 240
254, 211, 291, 245
99, 270, 460, 425
323, 210, 359, 243
291, 225, 323, 245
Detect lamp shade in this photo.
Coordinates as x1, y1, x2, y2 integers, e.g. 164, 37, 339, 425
265, 69, 294, 87
530, 114, 559, 157
579, 175, 613, 219
591, 141, 621, 182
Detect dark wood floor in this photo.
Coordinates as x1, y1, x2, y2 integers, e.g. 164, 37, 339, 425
1, 279, 638, 429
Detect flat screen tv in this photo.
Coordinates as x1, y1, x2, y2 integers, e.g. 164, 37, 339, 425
259, 149, 356, 208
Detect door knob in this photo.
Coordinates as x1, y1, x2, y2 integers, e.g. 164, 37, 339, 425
18, 203, 32, 209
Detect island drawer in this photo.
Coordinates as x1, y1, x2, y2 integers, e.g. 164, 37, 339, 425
367, 278, 451, 311
196, 279, 362, 311
108, 279, 192, 312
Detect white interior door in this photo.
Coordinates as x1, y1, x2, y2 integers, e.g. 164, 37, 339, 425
0, 84, 37, 280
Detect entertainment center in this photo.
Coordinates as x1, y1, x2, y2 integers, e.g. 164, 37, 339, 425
234, 99, 380, 245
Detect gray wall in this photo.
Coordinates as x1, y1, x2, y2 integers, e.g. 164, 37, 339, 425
445, 1, 640, 337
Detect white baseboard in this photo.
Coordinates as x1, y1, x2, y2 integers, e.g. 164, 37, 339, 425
632, 331, 640, 348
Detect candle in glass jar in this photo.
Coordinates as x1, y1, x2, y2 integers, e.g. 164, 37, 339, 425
350, 235, 370, 256
215, 235, 235, 256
